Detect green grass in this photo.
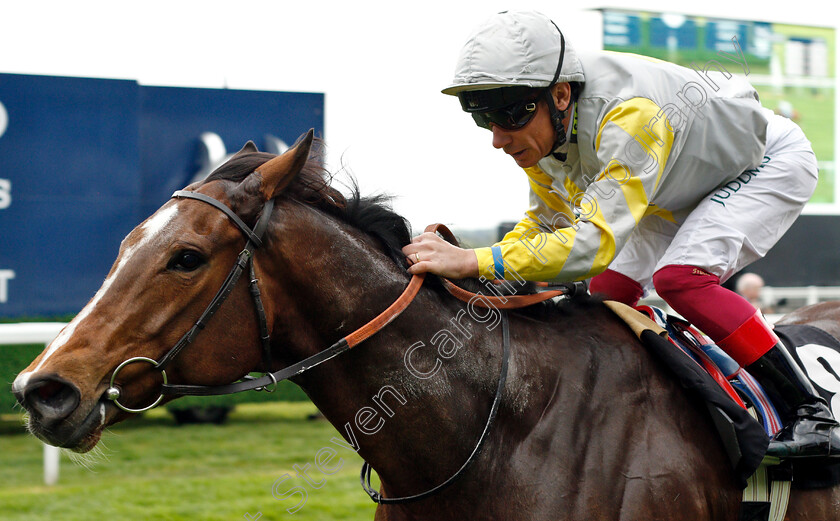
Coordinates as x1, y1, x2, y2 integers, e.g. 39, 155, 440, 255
753, 85, 836, 204
0, 402, 378, 520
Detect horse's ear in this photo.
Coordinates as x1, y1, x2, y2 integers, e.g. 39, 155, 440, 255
235, 141, 259, 156
255, 129, 314, 200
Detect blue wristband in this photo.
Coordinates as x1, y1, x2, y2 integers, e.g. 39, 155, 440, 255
491, 246, 504, 280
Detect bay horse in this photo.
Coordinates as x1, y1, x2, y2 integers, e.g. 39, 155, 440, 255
12, 131, 840, 520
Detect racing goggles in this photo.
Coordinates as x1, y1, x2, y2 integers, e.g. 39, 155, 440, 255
458, 87, 542, 131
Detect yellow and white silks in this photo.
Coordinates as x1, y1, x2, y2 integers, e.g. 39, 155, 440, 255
474, 50, 773, 283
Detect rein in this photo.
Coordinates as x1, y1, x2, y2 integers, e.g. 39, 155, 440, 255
104, 189, 576, 504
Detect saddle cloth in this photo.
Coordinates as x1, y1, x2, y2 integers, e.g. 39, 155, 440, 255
606, 301, 768, 487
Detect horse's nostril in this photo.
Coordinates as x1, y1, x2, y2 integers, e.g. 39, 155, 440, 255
36, 379, 65, 401
20, 376, 81, 422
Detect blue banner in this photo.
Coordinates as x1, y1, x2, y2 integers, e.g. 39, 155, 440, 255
0, 73, 323, 317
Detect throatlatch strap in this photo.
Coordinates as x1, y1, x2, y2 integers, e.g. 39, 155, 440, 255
162, 265, 426, 396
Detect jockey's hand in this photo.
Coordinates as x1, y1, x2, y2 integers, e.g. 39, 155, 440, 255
402, 232, 479, 279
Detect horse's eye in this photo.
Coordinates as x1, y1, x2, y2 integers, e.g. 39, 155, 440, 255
168, 250, 205, 272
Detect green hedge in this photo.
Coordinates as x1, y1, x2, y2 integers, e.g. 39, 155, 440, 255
1, 342, 309, 415
0, 344, 44, 414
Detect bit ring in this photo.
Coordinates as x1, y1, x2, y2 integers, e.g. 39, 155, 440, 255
106, 357, 167, 413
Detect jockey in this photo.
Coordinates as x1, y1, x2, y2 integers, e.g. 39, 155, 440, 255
402, 10, 840, 459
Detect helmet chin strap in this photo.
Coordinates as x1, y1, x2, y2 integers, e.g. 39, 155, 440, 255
544, 88, 567, 159
544, 21, 568, 160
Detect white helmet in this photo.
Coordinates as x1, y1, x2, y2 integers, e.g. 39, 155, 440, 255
442, 10, 585, 96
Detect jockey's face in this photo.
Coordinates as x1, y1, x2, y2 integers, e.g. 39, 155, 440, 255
490, 83, 571, 169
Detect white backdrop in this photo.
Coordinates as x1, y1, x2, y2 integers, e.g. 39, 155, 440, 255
0, 0, 836, 230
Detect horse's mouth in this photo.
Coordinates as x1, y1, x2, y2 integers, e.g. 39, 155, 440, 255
69, 425, 103, 453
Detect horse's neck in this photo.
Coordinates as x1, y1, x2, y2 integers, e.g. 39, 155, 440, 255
304, 294, 511, 496
265, 210, 513, 493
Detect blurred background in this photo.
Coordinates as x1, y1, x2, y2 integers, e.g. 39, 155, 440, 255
0, 1, 837, 519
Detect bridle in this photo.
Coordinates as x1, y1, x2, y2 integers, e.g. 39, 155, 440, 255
105, 189, 278, 413
105, 186, 580, 504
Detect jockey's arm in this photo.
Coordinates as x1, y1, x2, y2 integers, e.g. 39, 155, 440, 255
472, 177, 620, 282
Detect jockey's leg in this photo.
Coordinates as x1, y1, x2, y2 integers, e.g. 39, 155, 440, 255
740, 324, 840, 458
654, 264, 840, 457
650, 110, 834, 458
651, 265, 755, 341
589, 269, 644, 306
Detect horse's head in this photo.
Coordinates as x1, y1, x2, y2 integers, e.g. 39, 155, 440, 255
12, 130, 316, 452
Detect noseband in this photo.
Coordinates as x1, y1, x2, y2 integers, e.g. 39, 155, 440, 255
105, 187, 578, 504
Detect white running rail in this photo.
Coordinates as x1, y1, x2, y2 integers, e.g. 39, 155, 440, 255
640, 286, 840, 324
0, 322, 67, 485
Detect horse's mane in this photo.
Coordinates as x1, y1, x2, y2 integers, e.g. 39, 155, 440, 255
203, 139, 411, 266
203, 139, 597, 316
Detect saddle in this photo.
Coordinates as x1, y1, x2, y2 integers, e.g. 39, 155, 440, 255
609, 302, 840, 491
